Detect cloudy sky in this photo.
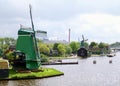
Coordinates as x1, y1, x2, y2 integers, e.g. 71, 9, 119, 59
0, 0, 120, 44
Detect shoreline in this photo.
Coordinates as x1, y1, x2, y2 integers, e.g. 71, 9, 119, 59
0, 68, 64, 81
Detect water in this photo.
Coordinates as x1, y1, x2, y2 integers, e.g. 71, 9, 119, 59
1, 52, 120, 86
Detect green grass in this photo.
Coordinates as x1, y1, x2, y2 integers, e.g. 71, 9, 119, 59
8, 68, 64, 79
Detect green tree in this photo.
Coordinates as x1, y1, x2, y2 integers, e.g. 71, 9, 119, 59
98, 42, 110, 54
57, 44, 66, 56
70, 41, 80, 54
53, 43, 60, 50
83, 42, 89, 49
4, 37, 11, 45
65, 45, 72, 55
0, 38, 4, 50
89, 42, 98, 49
38, 43, 50, 55
0, 37, 16, 52
47, 44, 53, 50
98, 42, 104, 49
98, 42, 109, 49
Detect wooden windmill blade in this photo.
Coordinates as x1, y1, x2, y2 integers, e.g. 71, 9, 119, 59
82, 35, 88, 41
82, 35, 84, 41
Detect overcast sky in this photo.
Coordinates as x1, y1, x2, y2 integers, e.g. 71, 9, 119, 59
0, 0, 120, 44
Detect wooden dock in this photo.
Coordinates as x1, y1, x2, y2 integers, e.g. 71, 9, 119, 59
42, 61, 78, 65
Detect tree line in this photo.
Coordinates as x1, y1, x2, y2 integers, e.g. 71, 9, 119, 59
0, 37, 110, 58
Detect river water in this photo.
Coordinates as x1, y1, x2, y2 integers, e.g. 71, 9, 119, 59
1, 52, 120, 86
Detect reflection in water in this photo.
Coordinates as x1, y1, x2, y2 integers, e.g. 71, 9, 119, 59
9, 80, 40, 86
1, 52, 120, 86
0, 81, 8, 86
0, 80, 41, 86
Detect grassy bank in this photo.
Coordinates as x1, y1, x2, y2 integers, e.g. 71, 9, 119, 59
1, 68, 64, 80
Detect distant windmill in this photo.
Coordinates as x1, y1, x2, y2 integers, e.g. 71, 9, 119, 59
80, 35, 88, 48
77, 34, 89, 58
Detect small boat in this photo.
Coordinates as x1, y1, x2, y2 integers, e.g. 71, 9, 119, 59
107, 53, 116, 57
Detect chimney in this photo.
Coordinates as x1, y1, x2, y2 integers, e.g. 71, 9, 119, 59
69, 28, 71, 43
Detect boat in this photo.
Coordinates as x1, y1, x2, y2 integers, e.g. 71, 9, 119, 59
107, 53, 116, 57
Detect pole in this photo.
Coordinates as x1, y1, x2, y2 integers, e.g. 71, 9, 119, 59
69, 28, 71, 43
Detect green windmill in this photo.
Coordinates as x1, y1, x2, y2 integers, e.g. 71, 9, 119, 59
9, 5, 41, 70
77, 35, 89, 58
80, 35, 88, 48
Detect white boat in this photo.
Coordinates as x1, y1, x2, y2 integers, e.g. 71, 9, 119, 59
107, 53, 116, 57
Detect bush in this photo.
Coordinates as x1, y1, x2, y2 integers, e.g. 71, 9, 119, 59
40, 54, 49, 62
